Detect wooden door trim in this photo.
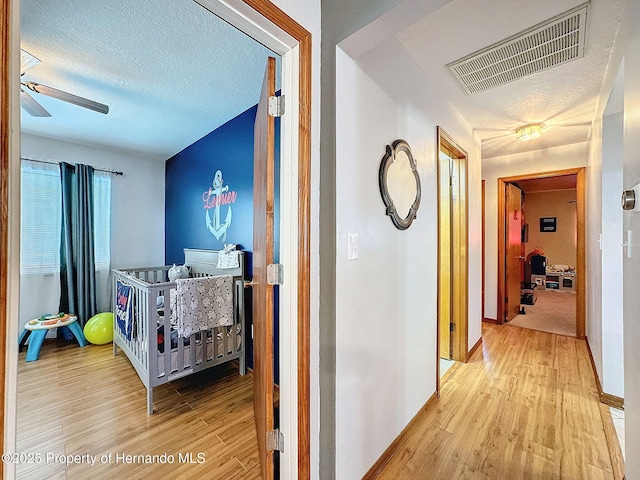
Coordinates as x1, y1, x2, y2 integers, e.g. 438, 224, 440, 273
1, 0, 312, 478
436, 126, 469, 365
482, 180, 486, 322
253, 55, 277, 479
242, 1, 312, 475
0, 0, 9, 472
496, 167, 586, 338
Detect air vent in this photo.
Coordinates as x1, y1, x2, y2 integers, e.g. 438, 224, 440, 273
446, 3, 589, 95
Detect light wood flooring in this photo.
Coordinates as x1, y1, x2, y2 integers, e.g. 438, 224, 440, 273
376, 323, 621, 479
16, 324, 622, 479
16, 340, 260, 479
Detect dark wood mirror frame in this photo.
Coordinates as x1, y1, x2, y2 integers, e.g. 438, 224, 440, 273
379, 139, 421, 230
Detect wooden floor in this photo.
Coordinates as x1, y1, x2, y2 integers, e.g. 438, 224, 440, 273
376, 324, 620, 479
16, 340, 260, 479
16, 324, 622, 479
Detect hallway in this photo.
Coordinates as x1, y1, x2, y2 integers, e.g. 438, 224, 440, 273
375, 324, 621, 479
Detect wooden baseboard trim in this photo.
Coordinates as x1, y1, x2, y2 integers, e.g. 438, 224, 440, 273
585, 337, 625, 409
584, 336, 604, 395
362, 392, 438, 479
466, 337, 483, 362
601, 392, 624, 410
482, 317, 499, 324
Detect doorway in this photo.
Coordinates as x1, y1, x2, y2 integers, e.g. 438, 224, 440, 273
497, 168, 586, 339
437, 127, 468, 381
1, 1, 312, 479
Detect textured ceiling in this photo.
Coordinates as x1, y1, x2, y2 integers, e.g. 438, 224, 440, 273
346, 0, 625, 159
20, 0, 277, 160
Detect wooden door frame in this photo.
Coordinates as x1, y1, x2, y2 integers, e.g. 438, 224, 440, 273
0, 0, 312, 478
482, 180, 485, 322
497, 167, 586, 338
436, 126, 469, 387
0, 0, 10, 473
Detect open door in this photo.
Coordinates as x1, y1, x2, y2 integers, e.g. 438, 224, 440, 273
505, 183, 523, 322
436, 127, 468, 367
253, 56, 277, 480
438, 151, 452, 360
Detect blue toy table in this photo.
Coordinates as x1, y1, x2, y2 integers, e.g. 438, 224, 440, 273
18, 314, 88, 361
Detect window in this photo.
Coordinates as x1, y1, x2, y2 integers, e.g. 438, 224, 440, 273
20, 160, 112, 274
20, 160, 62, 275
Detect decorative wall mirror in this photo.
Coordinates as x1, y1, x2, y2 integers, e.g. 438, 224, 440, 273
379, 139, 421, 230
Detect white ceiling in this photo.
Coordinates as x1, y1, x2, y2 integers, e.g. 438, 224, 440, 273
344, 0, 625, 159
21, 0, 625, 161
20, 0, 277, 160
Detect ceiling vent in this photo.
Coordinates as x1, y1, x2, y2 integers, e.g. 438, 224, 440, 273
446, 3, 589, 95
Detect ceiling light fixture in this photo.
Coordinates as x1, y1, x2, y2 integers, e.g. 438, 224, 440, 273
516, 124, 543, 141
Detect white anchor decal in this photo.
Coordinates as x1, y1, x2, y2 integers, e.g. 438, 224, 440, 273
205, 170, 233, 242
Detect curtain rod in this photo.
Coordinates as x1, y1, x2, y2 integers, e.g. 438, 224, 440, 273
20, 157, 124, 176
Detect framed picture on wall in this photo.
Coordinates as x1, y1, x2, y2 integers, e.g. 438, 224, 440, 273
540, 216, 557, 232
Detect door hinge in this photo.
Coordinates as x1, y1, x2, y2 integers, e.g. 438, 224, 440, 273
267, 428, 284, 453
267, 263, 284, 286
268, 95, 285, 117
450, 322, 456, 332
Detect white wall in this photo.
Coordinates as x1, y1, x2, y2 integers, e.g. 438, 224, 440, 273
586, 116, 604, 392
482, 143, 588, 320
620, 0, 640, 472
601, 111, 624, 398
587, 0, 640, 470
334, 46, 481, 479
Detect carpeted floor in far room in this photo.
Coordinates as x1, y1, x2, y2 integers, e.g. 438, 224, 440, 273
508, 289, 576, 337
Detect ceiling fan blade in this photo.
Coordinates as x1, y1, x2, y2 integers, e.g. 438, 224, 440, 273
20, 89, 51, 117
20, 49, 41, 75
22, 81, 109, 115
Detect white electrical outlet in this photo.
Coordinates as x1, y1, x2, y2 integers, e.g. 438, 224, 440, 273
347, 233, 359, 260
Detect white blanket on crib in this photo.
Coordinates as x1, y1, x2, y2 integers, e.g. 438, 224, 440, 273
174, 275, 234, 337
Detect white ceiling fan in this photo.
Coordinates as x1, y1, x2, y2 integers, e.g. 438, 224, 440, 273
20, 49, 109, 117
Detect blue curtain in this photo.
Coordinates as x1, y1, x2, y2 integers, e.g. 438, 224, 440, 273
59, 162, 97, 332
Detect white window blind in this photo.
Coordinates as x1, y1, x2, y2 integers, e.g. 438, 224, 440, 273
20, 160, 62, 275
93, 171, 112, 272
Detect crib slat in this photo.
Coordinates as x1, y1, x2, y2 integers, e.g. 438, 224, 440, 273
191, 333, 198, 367
163, 304, 172, 378
177, 330, 185, 372
213, 327, 219, 359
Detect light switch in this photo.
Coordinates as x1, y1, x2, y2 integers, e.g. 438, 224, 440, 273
347, 233, 359, 260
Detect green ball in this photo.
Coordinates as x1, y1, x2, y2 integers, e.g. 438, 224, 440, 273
84, 312, 114, 345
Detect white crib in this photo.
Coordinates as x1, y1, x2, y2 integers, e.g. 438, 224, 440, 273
111, 249, 246, 414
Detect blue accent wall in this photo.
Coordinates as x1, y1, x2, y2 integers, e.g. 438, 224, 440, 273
165, 102, 280, 383
165, 105, 258, 261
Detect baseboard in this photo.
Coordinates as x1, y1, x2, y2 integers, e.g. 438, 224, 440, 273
362, 392, 438, 480
584, 336, 604, 395
585, 337, 625, 409
466, 337, 483, 362
601, 392, 624, 410
482, 317, 500, 324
